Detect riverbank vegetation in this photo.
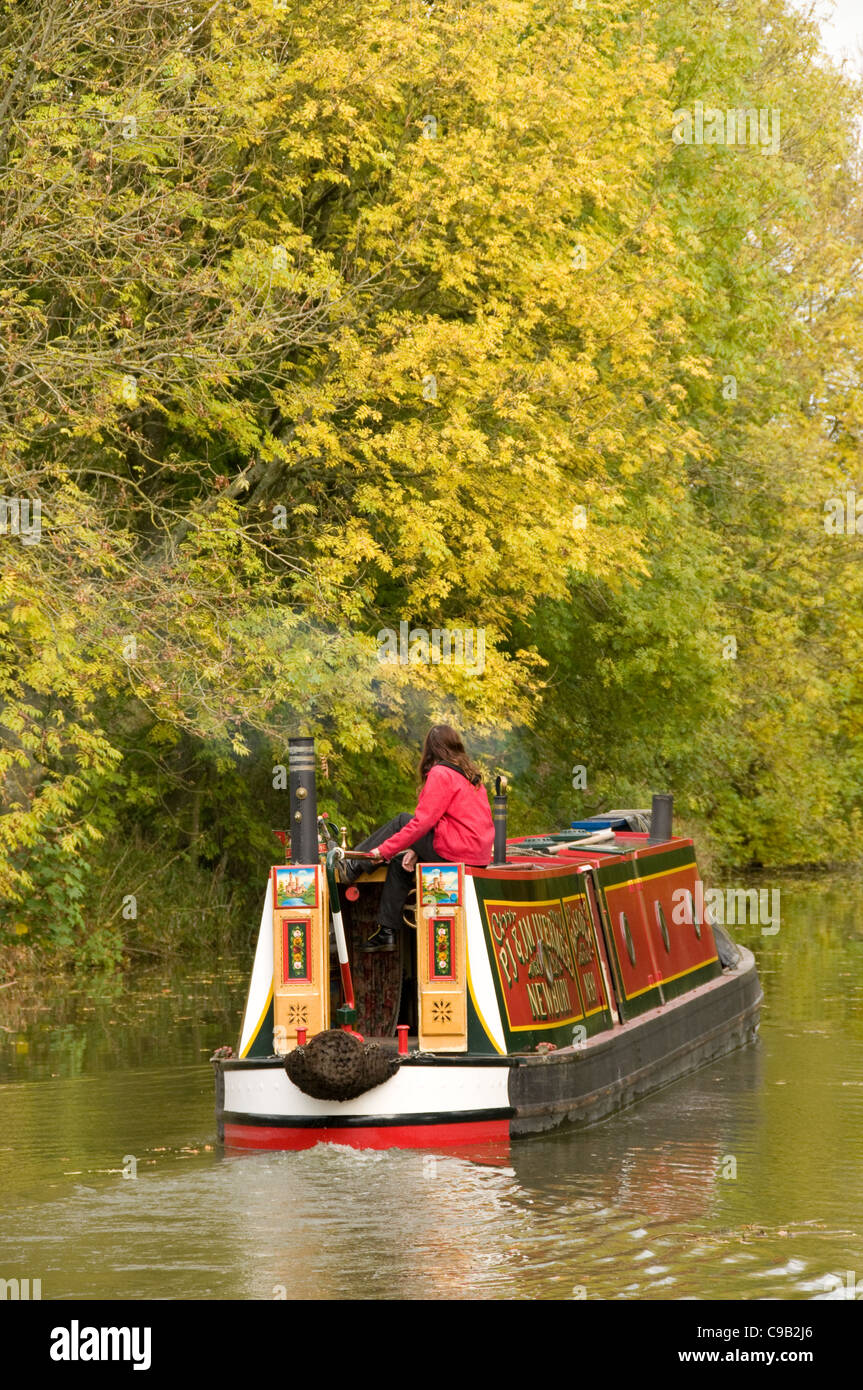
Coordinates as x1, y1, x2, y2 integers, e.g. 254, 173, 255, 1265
2, 0, 863, 966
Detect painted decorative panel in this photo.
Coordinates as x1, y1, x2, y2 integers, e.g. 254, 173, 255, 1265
420, 863, 462, 907
282, 917, 311, 983
272, 865, 318, 909
429, 917, 455, 981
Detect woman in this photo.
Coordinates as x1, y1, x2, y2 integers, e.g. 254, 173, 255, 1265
347, 725, 494, 951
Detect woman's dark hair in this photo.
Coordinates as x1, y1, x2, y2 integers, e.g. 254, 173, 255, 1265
419, 724, 483, 786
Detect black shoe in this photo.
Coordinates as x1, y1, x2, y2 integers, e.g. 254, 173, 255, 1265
341, 856, 374, 885
363, 925, 396, 953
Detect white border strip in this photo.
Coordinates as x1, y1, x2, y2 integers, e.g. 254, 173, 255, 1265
225, 1062, 509, 1118
238, 875, 274, 1056
464, 873, 506, 1053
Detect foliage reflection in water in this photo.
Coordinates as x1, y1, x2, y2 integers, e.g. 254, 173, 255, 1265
1, 878, 863, 1300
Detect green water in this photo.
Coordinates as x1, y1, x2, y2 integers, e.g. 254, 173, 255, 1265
2, 878, 863, 1300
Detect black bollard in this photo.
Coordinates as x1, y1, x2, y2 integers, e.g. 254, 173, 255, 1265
649, 793, 673, 843
493, 775, 508, 865
289, 736, 319, 864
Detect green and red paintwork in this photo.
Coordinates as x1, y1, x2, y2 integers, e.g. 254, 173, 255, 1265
215, 826, 761, 1152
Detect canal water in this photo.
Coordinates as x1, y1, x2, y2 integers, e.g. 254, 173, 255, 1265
2, 876, 863, 1301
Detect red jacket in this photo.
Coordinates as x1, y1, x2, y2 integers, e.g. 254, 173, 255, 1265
378, 764, 494, 865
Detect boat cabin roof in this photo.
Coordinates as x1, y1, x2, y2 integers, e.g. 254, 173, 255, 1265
486, 829, 689, 874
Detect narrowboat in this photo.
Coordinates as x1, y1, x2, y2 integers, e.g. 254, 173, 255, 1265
212, 739, 762, 1153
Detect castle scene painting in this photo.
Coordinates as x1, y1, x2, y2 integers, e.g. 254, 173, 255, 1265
420, 865, 460, 906
274, 866, 318, 908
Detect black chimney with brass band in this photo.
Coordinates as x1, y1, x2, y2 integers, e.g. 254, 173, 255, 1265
289, 736, 319, 864
493, 774, 508, 865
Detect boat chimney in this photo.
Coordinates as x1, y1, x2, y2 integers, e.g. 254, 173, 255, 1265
492, 775, 508, 865
289, 736, 319, 863
649, 793, 673, 843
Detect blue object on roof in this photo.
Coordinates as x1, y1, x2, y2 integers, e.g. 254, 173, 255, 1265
570, 817, 631, 831
570, 809, 651, 834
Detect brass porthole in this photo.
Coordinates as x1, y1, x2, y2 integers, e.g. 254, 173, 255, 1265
619, 912, 636, 966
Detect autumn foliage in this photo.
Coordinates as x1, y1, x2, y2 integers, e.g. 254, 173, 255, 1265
1, 0, 862, 958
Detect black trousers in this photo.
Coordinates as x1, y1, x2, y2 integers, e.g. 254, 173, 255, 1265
351, 813, 437, 931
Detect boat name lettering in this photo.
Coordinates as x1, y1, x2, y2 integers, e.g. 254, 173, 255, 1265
562, 897, 597, 967
483, 898, 591, 1025
489, 908, 515, 944
489, 904, 579, 983
527, 977, 573, 1019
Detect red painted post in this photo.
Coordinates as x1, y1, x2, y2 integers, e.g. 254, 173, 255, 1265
397, 1024, 409, 1056
296, 1028, 307, 1046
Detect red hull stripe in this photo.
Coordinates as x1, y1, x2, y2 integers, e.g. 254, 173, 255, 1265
223, 1118, 510, 1150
